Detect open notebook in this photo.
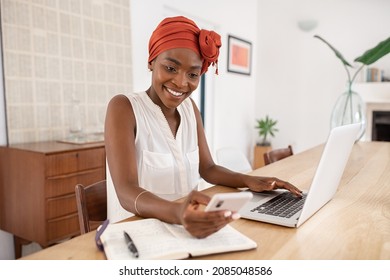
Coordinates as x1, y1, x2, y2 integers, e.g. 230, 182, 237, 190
99, 218, 257, 260
239, 123, 360, 227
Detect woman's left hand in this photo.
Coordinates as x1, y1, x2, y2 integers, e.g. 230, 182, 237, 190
244, 175, 303, 197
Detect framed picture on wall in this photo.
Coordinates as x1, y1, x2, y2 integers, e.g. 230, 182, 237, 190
227, 35, 252, 75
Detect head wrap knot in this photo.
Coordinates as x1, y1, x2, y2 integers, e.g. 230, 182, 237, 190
148, 16, 221, 74
199, 30, 221, 74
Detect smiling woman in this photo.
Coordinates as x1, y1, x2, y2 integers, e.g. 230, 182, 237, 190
104, 15, 301, 240
104, 16, 228, 238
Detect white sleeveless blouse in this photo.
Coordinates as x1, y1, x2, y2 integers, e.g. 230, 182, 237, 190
107, 92, 200, 222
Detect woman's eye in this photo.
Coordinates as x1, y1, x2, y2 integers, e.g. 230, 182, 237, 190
165, 65, 176, 72
188, 73, 199, 79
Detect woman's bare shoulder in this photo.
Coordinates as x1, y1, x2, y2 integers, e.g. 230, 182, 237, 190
107, 94, 134, 113
108, 94, 131, 106
106, 94, 136, 124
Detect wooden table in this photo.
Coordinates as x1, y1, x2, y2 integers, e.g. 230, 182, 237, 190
20, 141, 390, 260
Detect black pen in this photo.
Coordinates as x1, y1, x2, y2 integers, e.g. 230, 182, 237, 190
124, 231, 139, 258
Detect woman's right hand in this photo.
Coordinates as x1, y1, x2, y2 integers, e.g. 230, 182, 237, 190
178, 190, 239, 238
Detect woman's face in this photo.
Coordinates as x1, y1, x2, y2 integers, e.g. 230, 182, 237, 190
148, 48, 202, 110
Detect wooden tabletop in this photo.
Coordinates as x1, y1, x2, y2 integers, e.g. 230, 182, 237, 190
20, 141, 390, 260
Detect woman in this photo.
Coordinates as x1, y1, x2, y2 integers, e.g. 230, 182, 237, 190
105, 16, 302, 238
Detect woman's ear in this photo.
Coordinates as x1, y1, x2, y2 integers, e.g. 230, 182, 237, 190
148, 61, 153, 71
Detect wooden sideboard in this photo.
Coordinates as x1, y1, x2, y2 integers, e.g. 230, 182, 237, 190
0, 141, 106, 258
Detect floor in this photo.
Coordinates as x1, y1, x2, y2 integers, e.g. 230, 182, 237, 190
21, 242, 42, 258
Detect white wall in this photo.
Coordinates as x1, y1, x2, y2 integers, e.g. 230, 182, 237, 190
0, 31, 15, 259
256, 0, 390, 152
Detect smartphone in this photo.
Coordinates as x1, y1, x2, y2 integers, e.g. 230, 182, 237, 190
205, 192, 253, 212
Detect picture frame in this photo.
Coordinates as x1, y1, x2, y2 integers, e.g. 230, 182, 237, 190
227, 35, 252, 75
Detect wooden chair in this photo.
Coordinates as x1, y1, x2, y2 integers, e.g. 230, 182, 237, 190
75, 180, 107, 234
263, 145, 293, 165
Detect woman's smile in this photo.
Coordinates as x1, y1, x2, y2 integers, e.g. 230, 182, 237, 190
165, 87, 185, 97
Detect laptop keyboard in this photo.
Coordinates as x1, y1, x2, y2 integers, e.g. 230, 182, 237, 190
251, 192, 307, 218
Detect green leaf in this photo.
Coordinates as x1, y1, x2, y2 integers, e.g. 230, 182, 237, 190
354, 37, 390, 65
255, 115, 278, 143
314, 35, 352, 67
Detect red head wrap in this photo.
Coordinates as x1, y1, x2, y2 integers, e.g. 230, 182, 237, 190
148, 16, 221, 74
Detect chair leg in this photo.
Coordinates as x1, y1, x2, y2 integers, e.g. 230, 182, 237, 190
13, 235, 31, 259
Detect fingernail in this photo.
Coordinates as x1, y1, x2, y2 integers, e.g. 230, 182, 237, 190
232, 213, 241, 220
224, 211, 232, 217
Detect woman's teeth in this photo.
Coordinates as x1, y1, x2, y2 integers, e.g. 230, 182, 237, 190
167, 88, 184, 97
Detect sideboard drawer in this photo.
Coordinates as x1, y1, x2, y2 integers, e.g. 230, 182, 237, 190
47, 214, 80, 243
45, 148, 105, 176
45, 167, 105, 198
46, 193, 77, 219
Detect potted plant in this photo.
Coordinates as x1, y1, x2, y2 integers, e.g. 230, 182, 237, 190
255, 115, 278, 146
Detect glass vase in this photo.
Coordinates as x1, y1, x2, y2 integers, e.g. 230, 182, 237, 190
330, 83, 366, 141
69, 99, 83, 136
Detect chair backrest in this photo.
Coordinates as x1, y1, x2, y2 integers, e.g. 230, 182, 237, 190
263, 145, 293, 165
75, 180, 107, 234
216, 147, 252, 173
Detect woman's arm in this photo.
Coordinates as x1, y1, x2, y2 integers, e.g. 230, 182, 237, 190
193, 99, 302, 196
104, 94, 181, 223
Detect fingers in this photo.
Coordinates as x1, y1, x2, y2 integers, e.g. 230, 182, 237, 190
187, 190, 211, 206
185, 215, 235, 238
247, 176, 302, 197
181, 202, 240, 238
189, 222, 227, 238
273, 179, 303, 197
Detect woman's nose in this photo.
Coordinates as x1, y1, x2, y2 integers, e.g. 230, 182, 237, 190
172, 73, 188, 88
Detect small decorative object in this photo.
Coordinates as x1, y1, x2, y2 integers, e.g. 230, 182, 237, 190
70, 98, 83, 136
314, 35, 390, 141
255, 115, 278, 146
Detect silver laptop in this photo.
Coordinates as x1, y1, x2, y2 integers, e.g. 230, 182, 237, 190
239, 123, 360, 227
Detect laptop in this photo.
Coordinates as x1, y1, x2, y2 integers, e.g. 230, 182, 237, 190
239, 123, 361, 227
